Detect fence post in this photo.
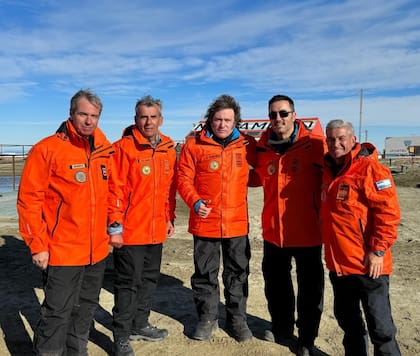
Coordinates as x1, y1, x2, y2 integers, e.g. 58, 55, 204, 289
12, 155, 16, 191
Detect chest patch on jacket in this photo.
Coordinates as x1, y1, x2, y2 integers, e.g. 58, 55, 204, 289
235, 153, 243, 167
74, 171, 87, 183
70, 163, 87, 169
142, 165, 152, 175
163, 159, 171, 174
209, 160, 220, 170
101, 164, 108, 180
375, 178, 392, 190
291, 158, 299, 173
336, 183, 349, 201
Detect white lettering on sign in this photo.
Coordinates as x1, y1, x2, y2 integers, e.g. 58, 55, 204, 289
239, 121, 271, 130
192, 122, 206, 131
193, 121, 270, 131
301, 120, 316, 130
189, 118, 322, 138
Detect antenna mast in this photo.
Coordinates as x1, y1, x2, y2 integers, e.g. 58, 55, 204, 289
359, 89, 363, 142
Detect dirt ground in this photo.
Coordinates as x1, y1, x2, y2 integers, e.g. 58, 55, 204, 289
1, 184, 419, 355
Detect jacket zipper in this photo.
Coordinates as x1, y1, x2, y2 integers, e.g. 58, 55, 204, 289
51, 200, 63, 238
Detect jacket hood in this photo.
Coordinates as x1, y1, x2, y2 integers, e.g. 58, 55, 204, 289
358, 142, 378, 159
122, 124, 135, 137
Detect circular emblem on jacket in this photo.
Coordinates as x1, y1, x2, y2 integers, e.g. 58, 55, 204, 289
142, 165, 151, 175
267, 164, 276, 175
209, 160, 220, 170
74, 171, 87, 183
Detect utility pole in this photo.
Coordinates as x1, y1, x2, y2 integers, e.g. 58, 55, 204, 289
359, 89, 363, 142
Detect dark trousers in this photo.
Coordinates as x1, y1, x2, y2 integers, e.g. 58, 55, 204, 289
112, 244, 162, 339
33, 258, 106, 356
191, 235, 250, 324
330, 273, 401, 356
262, 242, 324, 347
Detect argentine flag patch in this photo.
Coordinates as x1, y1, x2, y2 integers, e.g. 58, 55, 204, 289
375, 178, 392, 191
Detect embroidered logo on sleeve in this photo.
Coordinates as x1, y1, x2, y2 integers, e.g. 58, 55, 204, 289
375, 178, 392, 190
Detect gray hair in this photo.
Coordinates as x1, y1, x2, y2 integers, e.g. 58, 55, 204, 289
135, 95, 163, 115
70, 89, 103, 114
326, 119, 355, 136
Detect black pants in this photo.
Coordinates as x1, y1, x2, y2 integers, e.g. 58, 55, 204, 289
262, 242, 324, 347
112, 244, 162, 340
191, 235, 250, 324
330, 272, 401, 356
33, 258, 107, 356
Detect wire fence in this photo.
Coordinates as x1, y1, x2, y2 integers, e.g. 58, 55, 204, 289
0, 145, 31, 191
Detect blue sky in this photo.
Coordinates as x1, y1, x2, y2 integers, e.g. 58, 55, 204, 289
1, 0, 419, 152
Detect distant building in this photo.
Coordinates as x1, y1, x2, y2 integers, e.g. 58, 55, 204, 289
384, 136, 420, 156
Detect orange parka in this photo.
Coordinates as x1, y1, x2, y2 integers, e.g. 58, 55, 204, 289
107, 126, 177, 245
17, 119, 114, 266
321, 142, 400, 276
249, 120, 325, 247
177, 128, 256, 238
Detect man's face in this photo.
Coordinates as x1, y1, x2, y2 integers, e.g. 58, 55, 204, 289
210, 108, 235, 139
135, 105, 162, 140
269, 100, 296, 139
326, 127, 356, 163
70, 97, 101, 138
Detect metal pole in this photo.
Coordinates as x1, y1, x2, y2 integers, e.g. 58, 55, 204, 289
359, 89, 363, 142
12, 155, 16, 191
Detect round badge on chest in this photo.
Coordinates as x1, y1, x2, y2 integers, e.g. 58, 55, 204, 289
142, 165, 151, 175
74, 171, 87, 183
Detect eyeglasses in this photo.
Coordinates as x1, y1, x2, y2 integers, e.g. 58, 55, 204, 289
269, 110, 294, 120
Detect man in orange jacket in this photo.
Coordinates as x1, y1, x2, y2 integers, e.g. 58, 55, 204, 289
322, 119, 401, 356
17, 89, 114, 356
107, 95, 177, 356
249, 94, 325, 356
177, 94, 256, 342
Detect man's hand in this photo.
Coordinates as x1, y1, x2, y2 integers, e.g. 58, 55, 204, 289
166, 220, 175, 237
32, 251, 49, 270
197, 200, 212, 218
364, 252, 384, 279
109, 234, 124, 248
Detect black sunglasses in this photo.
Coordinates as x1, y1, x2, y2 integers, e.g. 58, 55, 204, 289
269, 110, 294, 120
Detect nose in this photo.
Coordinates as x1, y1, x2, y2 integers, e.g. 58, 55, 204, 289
328, 138, 341, 147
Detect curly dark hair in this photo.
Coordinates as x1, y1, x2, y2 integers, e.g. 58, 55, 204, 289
204, 94, 242, 128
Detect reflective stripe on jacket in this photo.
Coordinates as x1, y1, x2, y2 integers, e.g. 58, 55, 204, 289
17, 120, 113, 266
251, 120, 325, 247
107, 126, 177, 245
177, 129, 256, 238
321, 142, 400, 276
